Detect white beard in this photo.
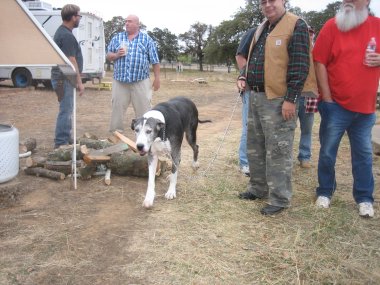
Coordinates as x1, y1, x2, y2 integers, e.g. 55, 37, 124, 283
335, 3, 369, 32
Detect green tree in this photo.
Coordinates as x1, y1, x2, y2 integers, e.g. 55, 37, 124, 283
302, 1, 341, 35
104, 16, 125, 47
148, 28, 179, 62
104, 16, 125, 71
204, 0, 264, 67
179, 22, 210, 71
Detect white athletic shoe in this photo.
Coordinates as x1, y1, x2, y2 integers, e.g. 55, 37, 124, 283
358, 202, 374, 218
240, 165, 250, 177
315, 196, 331, 208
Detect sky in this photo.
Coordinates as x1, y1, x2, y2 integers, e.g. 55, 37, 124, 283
43, 0, 380, 35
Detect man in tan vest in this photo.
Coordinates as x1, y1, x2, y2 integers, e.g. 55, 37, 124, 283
236, 0, 317, 215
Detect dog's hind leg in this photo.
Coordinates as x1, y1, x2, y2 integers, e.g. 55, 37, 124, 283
143, 154, 159, 208
165, 149, 181, 200
186, 122, 200, 170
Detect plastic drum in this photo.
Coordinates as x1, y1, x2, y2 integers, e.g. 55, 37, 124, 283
0, 124, 19, 183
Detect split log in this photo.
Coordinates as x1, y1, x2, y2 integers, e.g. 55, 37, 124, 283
113, 131, 137, 152
25, 156, 47, 168
107, 152, 148, 177
47, 145, 82, 161
89, 143, 128, 156
83, 155, 111, 165
78, 138, 113, 149
80, 145, 89, 155
107, 134, 121, 144
45, 160, 84, 175
105, 169, 111, 185
19, 137, 37, 153
24, 167, 65, 180
78, 165, 97, 180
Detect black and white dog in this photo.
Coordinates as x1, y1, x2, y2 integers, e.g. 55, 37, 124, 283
131, 96, 211, 208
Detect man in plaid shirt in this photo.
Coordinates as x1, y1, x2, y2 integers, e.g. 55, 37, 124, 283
236, 0, 317, 215
107, 14, 160, 133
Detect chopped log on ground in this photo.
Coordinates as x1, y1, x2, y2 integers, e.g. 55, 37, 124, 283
25, 156, 47, 168
105, 169, 111, 185
78, 165, 97, 180
78, 138, 113, 149
80, 144, 89, 155
44, 160, 84, 175
83, 155, 111, 165
107, 134, 121, 144
89, 143, 129, 156
107, 152, 149, 177
47, 145, 82, 161
24, 167, 65, 180
19, 137, 37, 153
113, 131, 137, 152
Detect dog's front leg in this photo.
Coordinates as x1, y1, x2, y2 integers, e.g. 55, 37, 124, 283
143, 154, 159, 208
165, 171, 178, 200
165, 152, 179, 200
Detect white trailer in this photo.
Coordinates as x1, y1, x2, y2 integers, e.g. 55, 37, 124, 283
0, 0, 105, 88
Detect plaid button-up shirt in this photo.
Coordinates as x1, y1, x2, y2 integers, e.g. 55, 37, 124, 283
107, 31, 160, 83
246, 15, 310, 103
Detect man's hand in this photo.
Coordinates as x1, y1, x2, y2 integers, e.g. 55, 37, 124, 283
77, 81, 84, 96
282, 101, 296, 121
152, 77, 160, 91
365, 52, 380, 67
237, 76, 246, 93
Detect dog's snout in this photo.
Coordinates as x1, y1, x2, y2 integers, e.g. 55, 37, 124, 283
137, 143, 144, 151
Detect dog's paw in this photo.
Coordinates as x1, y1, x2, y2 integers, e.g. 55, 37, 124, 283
192, 161, 200, 170
165, 189, 176, 200
142, 198, 154, 208
142, 191, 155, 208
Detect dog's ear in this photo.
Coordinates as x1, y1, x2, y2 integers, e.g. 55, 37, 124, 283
131, 119, 136, 130
156, 122, 165, 131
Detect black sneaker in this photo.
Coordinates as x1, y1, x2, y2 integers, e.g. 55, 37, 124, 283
238, 191, 259, 200
260, 205, 285, 215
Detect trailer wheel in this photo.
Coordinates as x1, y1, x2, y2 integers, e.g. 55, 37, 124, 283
12, 68, 33, 88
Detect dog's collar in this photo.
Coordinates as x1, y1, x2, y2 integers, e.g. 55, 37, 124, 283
143, 110, 165, 124
143, 110, 166, 141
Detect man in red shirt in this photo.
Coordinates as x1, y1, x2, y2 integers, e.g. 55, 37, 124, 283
313, 0, 380, 217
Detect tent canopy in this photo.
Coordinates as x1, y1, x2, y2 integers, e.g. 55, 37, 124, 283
0, 0, 75, 79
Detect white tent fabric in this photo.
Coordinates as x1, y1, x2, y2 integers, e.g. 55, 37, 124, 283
0, 0, 79, 188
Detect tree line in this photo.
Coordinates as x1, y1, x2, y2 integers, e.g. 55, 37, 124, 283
104, 0, 345, 71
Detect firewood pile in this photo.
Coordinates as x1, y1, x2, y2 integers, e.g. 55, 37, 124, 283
21, 131, 168, 185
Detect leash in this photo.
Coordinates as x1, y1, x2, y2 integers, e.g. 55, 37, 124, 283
199, 92, 242, 177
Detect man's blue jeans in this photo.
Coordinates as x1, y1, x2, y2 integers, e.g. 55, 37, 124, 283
317, 101, 376, 204
239, 90, 250, 167
297, 96, 314, 162
51, 79, 74, 148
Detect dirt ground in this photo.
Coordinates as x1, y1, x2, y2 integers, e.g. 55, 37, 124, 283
1, 71, 379, 285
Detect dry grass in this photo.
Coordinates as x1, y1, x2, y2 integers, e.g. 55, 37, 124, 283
0, 70, 379, 284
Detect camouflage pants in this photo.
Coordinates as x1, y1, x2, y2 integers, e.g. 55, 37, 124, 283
246, 92, 298, 207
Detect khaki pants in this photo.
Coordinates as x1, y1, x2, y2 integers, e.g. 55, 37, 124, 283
109, 78, 152, 132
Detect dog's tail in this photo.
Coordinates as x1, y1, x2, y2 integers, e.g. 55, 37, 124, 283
198, 119, 212, 124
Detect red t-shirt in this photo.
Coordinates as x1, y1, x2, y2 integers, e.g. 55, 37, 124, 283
313, 16, 380, 113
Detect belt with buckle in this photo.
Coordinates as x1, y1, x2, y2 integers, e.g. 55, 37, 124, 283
251, 85, 265, 92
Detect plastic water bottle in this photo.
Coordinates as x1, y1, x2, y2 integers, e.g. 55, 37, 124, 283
364, 37, 376, 65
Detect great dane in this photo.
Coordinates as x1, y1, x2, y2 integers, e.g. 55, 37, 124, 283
131, 96, 211, 208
